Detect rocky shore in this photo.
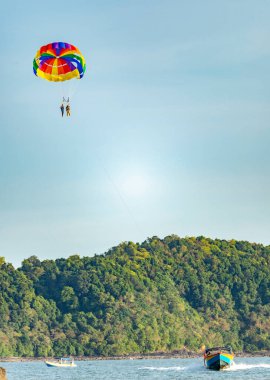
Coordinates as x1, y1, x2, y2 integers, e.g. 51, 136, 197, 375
0, 350, 269, 362
0, 368, 7, 380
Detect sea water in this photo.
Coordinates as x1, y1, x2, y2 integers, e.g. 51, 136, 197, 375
1, 356, 270, 380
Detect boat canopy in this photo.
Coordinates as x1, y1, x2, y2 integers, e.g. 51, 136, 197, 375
205, 346, 232, 354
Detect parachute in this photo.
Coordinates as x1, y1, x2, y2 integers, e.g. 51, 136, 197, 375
33, 42, 86, 82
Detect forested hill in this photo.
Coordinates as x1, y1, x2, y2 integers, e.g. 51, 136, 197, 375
1, 235, 270, 357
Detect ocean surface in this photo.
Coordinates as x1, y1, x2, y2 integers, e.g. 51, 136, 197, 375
1, 356, 270, 380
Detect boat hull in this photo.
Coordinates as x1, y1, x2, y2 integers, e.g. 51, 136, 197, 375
205, 352, 234, 370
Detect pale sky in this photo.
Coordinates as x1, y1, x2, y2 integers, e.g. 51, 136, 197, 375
1, 0, 270, 267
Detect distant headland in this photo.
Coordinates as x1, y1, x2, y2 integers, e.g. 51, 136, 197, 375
0, 235, 269, 358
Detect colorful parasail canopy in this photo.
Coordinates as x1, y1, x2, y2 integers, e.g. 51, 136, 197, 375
33, 42, 86, 82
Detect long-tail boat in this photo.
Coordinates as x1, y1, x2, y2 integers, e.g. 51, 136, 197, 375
204, 346, 234, 370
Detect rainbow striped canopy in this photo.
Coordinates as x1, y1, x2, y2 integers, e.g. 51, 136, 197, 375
33, 42, 86, 82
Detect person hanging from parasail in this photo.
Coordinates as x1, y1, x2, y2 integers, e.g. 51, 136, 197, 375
66, 103, 71, 117
60, 103, 64, 117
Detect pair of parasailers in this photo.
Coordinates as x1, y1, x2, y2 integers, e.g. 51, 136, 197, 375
60, 103, 71, 117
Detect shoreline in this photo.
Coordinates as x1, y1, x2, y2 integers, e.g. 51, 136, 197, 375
0, 351, 270, 362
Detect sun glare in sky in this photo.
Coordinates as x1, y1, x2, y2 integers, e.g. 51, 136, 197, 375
117, 171, 152, 198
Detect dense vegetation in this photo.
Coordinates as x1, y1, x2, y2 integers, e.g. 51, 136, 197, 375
0, 235, 270, 357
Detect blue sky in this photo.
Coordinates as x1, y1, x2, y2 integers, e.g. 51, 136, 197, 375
1, 0, 270, 267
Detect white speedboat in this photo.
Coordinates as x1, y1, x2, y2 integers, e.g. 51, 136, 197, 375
45, 357, 77, 367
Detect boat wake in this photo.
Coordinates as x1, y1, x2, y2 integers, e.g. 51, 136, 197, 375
140, 363, 204, 372
228, 362, 270, 371
140, 366, 186, 371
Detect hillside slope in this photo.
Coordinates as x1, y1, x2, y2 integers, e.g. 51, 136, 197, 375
1, 235, 270, 356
